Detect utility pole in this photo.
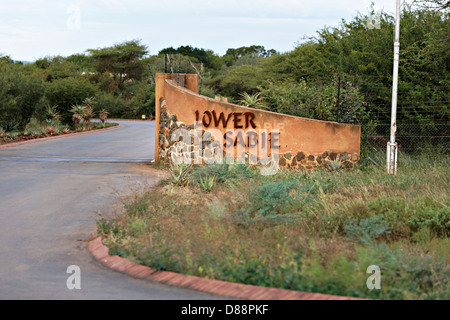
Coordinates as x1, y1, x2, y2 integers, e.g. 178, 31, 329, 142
387, 0, 401, 175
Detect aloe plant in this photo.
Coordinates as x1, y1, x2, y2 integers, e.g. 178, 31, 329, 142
324, 160, 343, 172
81, 97, 96, 129
238, 92, 269, 110
200, 175, 216, 193
169, 163, 192, 187
99, 110, 109, 127
45, 105, 62, 124
70, 105, 85, 131
82, 105, 95, 129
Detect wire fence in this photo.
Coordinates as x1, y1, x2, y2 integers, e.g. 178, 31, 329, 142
341, 101, 449, 154
363, 123, 450, 152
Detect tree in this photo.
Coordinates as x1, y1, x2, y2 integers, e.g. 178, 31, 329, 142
87, 40, 148, 91
35, 56, 80, 81
158, 45, 221, 70
206, 64, 266, 98
413, 0, 449, 10
65, 53, 94, 71
223, 46, 277, 66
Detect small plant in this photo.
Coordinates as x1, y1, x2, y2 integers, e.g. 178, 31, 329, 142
344, 215, 391, 243
70, 105, 85, 131
83, 105, 95, 129
7, 131, 20, 140
45, 105, 62, 123
169, 163, 192, 187
199, 175, 216, 193
0, 120, 19, 133
323, 160, 343, 172
45, 125, 56, 136
99, 109, 109, 127
82, 97, 96, 127
24, 120, 45, 137
193, 164, 230, 183
238, 92, 269, 110
408, 207, 450, 237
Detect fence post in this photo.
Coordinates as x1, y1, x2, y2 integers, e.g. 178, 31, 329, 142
387, 0, 401, 175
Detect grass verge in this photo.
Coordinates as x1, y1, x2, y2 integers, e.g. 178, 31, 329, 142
97, 152, 449, 300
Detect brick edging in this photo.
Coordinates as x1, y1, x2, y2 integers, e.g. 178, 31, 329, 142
87, 236, 366, 300
0, 125, 120, 150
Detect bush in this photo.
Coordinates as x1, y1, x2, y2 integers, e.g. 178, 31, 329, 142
259, 79, 365, 121
0, 61, 46, 130
408, 207, 450, 238
94, 92, 128, 119
344, 215, 391, 243
126, 82, 156, 118
24, 118, 47, 137
45, 77, 98, 124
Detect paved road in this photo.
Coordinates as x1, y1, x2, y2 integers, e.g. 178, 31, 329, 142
0, 121, 222, 300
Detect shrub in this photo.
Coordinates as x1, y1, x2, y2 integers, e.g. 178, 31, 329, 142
233, 180, 301, 227
0, 120, 19, 132
126, 82, 156, 118
24, 118, 46, 137
94, 92, 128, 118
408, 207, 450, 238
344, 215, 391, 243
0, 61, 46, 129
45, 77, 98, 124
99, 110, 110, 126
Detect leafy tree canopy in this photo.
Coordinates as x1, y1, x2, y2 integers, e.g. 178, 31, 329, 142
87, 40, 149, 89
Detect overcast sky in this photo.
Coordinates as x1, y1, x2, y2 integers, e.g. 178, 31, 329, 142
0, 0, 399, 61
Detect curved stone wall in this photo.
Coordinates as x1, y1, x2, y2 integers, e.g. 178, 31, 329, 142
155, 73, 361, 170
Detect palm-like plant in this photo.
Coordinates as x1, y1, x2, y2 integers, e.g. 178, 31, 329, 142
70, 105, 86, 131
99, 110, 110, 127
82, 97, 96, 129
238, 92, 270, 110
82, 105, 95, 129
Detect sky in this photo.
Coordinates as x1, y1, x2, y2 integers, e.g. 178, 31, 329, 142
0, 0, 399, 62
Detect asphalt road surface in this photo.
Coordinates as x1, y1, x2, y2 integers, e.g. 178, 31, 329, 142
0, 121, 223, 300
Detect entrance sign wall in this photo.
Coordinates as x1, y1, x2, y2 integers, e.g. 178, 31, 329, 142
155, 73, 361, 171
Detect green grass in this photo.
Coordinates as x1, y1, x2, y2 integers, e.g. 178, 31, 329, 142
98, 151, 450, 300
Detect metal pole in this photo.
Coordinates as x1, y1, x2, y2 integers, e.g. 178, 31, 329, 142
387, 0, 401, 175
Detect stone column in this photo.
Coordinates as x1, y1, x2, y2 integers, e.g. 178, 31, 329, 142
154, 73, 199, 162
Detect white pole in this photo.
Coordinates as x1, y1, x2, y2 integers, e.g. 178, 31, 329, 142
387, 0, 401, 175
